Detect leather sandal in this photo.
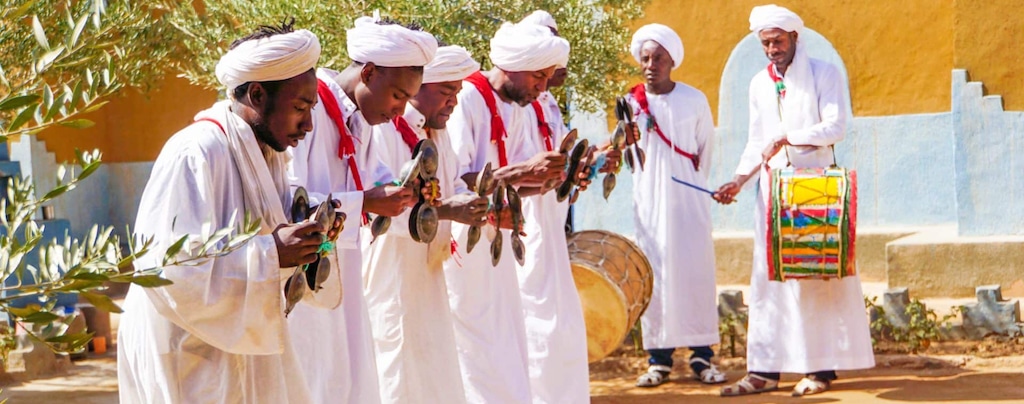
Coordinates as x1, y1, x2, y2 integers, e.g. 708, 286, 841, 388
720, 373, 779, 396
636, 365, 671, 388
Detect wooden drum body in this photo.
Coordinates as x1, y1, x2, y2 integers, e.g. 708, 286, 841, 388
567, 230, 653, 362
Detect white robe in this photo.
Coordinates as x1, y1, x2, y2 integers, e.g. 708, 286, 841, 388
361, 105, 468, 404
625, 83, 720, 350
284, 68, 393, 404
516, 91, 590, 403
737, 54, 875, 373
118, 102, 316, 404
444, 79, 533, 404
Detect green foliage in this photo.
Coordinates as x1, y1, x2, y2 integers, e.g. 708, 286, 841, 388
718, 311, 747, 358
160, 0, 649, 116
0, 0, 178, 141
0, 0, 259, 363
865, 296, 960, 354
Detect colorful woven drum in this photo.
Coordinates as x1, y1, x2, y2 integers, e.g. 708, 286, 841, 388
767, 167, 857, 281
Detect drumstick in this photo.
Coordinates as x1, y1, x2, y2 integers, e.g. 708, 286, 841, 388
670, 176, 716, 196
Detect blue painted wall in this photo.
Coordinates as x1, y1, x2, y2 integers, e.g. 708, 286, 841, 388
952, 70, 1024, 236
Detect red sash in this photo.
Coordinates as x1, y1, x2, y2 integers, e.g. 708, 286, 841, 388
629, 83, 700, 170
393, 116, 421, 152
317, 79, 364, 191
530, 100, 554, 152
465, 72, 509, 167
195, 117, 225, 135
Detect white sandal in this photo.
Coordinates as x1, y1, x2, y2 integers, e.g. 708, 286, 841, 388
635, 365, 671, 388
720, 373, 779, 396
689, 357, 727, 384
792, 376, 831, 396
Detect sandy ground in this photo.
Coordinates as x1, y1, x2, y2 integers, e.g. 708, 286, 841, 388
3, 351, 1023, 403
4, 289, 1023, 403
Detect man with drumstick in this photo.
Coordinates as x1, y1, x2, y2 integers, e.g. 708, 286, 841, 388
713, 4, 874, 397
625, 24, 726, 388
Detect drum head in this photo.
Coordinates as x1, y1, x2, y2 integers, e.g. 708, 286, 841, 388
571, 262, 628, 362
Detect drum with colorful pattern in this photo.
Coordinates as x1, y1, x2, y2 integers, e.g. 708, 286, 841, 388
767, 167, 857, 281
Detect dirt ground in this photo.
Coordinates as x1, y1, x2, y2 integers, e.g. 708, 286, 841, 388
4, 339, 1024, 403
589, 339, 1024, 403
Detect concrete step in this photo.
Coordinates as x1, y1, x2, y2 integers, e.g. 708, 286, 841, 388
887, 226, 1024, 299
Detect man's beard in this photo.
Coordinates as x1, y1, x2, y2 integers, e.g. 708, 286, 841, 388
501, 82, 533, 106
252, 103, 286, 152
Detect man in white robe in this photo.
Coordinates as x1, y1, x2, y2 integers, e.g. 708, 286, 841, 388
714, 4, 875, 397
514, 10, 598, 404
362, 45, 484, 404
444, 21, 571, 404
118, 24, 339, 403
286, 16, 437, 404
624, 24, 726, 389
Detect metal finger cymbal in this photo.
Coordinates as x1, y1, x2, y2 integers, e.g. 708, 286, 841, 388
291, 187, 310, 223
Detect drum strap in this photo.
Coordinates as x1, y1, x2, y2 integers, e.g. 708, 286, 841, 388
766, 63, 838, 168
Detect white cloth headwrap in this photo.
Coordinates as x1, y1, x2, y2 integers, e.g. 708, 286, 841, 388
215, 29, 321, 95
520, 10, 557, 31
630, 24, 684, 69
346, 16, 438, 67
422, 45, 480, 84
490, 22, 570, 72
749, 4, 804, 33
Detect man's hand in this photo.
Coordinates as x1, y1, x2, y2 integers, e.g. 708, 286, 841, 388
713, 181, 742, 205
326, 199, 344, 241
488, 207, 517, 231
761, 137, 790, 163
273, 221, 324, 267
598, 145, 622, 174
363, 184, 416, 217
575, 149, 596, 192
438, 193, 488, 225
420, 178, 443, 207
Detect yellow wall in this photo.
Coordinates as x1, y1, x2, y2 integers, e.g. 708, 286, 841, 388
38, 77, 217, 163
953, 0, 1024, 111
35, 0, 1024, 163
640, 0, 956, 120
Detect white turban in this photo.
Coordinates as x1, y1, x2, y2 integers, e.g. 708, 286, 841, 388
422, 45, 480, 84
346, 16, 438, 67
749, 4, 804, 33
520, 10, 557, 32
629, 24, 684, 69
215, 29, 321, 95
490, 22, 570, 72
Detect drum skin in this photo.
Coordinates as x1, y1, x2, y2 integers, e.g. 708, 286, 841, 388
567, 230, 653, 362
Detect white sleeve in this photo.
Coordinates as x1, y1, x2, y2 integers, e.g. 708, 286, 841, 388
785, 64, 846, 147
138, 146, 287, 355
696, 95, 715, 179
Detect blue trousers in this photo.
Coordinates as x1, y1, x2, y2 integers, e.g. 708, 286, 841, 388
647, 346, 714, 373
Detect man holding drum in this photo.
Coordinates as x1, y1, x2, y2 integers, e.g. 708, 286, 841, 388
625, 24, 726, 388
713, 4, 874, 397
